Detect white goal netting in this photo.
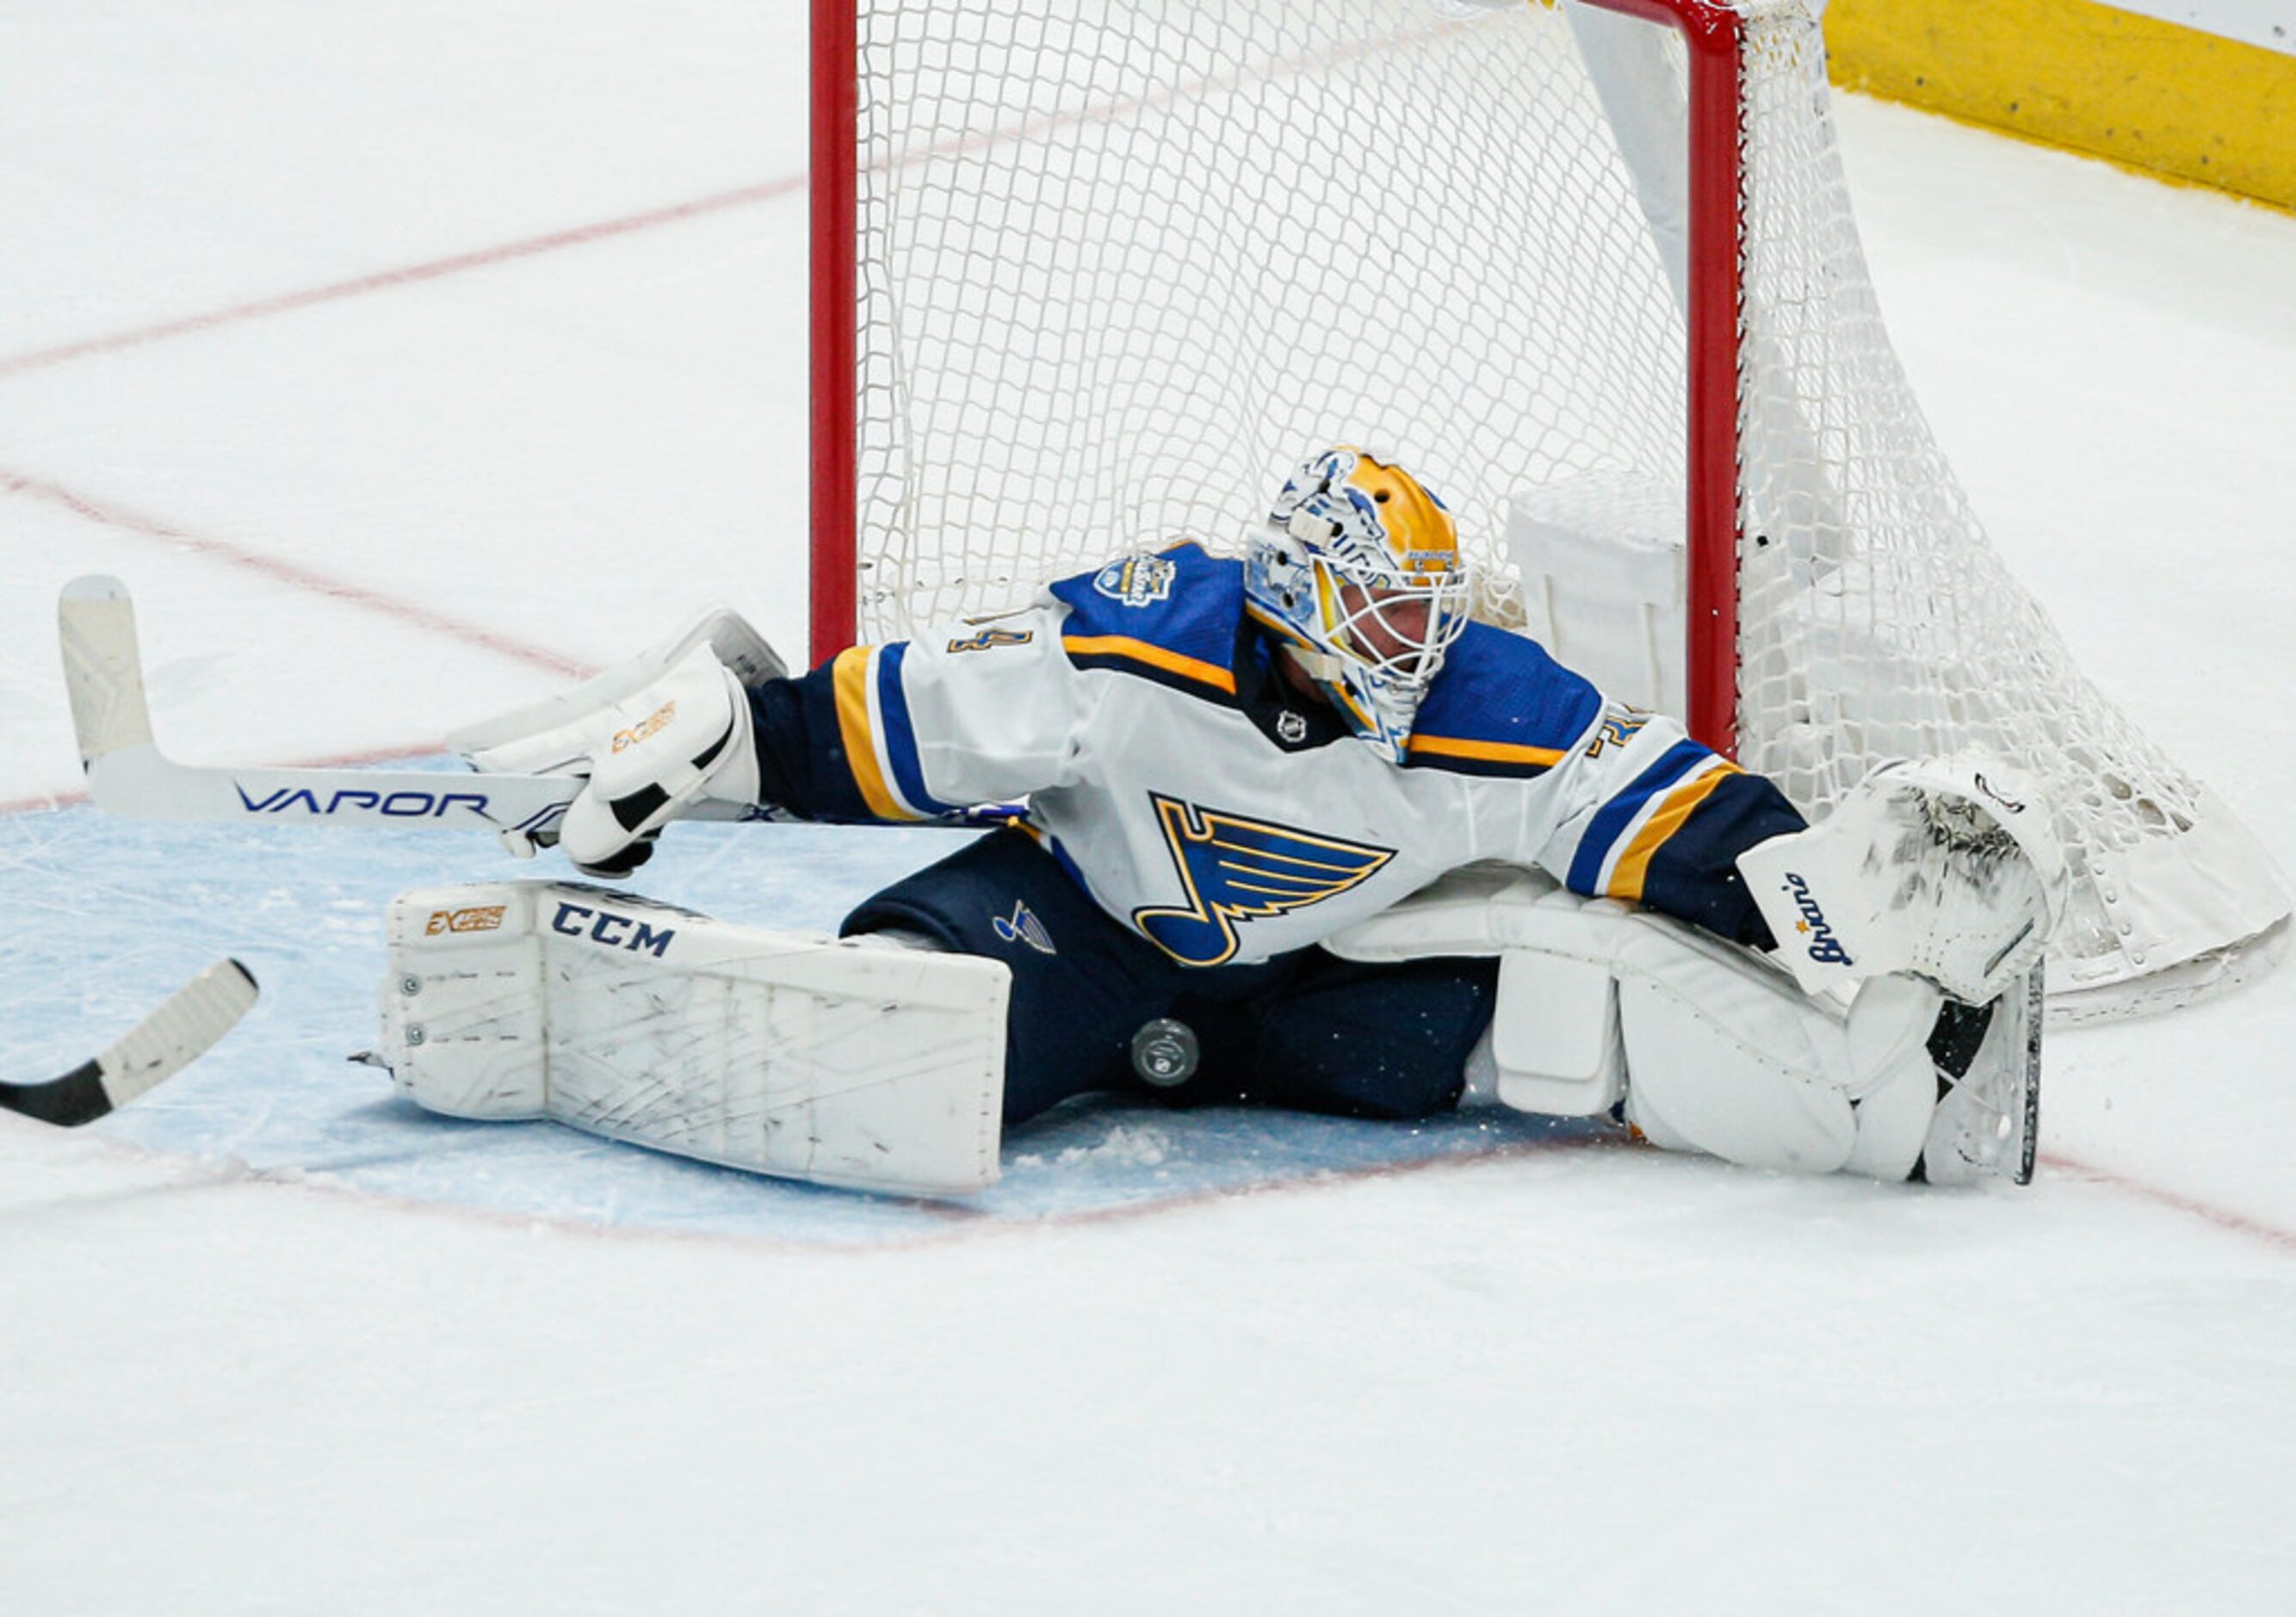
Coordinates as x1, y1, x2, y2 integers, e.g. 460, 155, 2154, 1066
836, 0, 2287, 1017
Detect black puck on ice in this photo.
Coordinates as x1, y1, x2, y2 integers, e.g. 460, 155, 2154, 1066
1130, 1018, 1199, 1087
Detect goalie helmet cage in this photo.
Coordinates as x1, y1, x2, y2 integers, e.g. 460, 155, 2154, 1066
808, 0, 2288, 1020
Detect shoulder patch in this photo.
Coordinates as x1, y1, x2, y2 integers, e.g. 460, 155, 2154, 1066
1049, 543, 1243, 703
1092, 554, 1178, 607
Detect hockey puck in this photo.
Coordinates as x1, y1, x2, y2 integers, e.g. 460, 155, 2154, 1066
1130, 1018, 1199, 1087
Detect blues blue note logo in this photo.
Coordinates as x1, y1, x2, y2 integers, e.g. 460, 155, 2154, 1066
1092, 554, 1178, 607
1131, 794, 1394, 966
992, 900, 1056, 955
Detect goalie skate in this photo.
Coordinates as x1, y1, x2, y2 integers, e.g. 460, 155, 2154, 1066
1917, 963, 2045, 1186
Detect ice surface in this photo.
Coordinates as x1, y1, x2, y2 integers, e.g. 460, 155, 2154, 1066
2, 4, 2293, 1612
0, 785, 1591, 1243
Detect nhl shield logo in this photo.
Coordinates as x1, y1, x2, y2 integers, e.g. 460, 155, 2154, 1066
1092, 554, 1178, 608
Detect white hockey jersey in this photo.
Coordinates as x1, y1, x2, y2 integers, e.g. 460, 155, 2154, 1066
768, 544, 1792, 966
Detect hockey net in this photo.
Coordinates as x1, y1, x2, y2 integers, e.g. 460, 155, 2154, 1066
813, 0, 2288, 1019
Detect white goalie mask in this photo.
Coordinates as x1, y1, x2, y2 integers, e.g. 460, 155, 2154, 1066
1243, 445, 1475, 762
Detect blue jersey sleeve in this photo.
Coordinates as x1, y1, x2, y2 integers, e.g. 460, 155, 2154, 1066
1543, 711, 1806, 947
1400, 622, 1605, 780
1618, 762, 1804, 946
747, 644, 961, 825
1044, 543, 1249, 705
1410, 624, 1804, 948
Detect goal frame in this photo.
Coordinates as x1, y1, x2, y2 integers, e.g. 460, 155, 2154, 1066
807, 0, 1747, 756
800, 0, 2291, 1020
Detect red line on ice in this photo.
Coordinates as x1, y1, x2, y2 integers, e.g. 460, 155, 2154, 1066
32, 1116, 2296, 1259
3, 468, 595, 682
0, 21, 1453, 379
2044, 1151, 2296, 1255
0, 178, 804, 380
228, 1129, 1625, 1255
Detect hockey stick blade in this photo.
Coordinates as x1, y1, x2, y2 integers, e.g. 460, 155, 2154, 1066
0, 959, 259, 1127
58, 575, 585, 837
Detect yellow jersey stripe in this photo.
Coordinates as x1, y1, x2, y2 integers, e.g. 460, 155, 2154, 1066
1405, 733, 1570, 768
1061, 634, 1236, 694
1609, 759, 1740, 901
831, 646, 911, 821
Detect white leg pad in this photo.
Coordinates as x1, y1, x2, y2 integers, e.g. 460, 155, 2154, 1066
1612, 917, 1857, 1173
1330, 865, 1632, 1116
1616, 920, 1945, 1178
1840, 974, 1947, 1180
377, 883, 1009, 1196
1331, 867, 1946, 1178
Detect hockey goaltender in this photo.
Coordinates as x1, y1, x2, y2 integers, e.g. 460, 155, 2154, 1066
375, 447, 2064, 1198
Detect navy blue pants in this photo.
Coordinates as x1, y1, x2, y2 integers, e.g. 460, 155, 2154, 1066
843, 830, 1498, 1125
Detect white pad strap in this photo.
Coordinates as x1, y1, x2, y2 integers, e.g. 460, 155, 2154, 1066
376, 883, 1009, 1196
1738, 752, 2068, 1003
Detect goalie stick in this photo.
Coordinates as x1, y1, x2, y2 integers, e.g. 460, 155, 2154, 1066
0, 959, 259, 1127
57, 577, 1016, 839
59, 575, 595, 839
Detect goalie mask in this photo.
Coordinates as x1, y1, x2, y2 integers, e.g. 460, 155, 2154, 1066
1244, 445, 1474, 762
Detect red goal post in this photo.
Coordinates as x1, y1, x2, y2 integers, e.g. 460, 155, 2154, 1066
810, 0, 861, 678
806, 0, 2287, 1019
